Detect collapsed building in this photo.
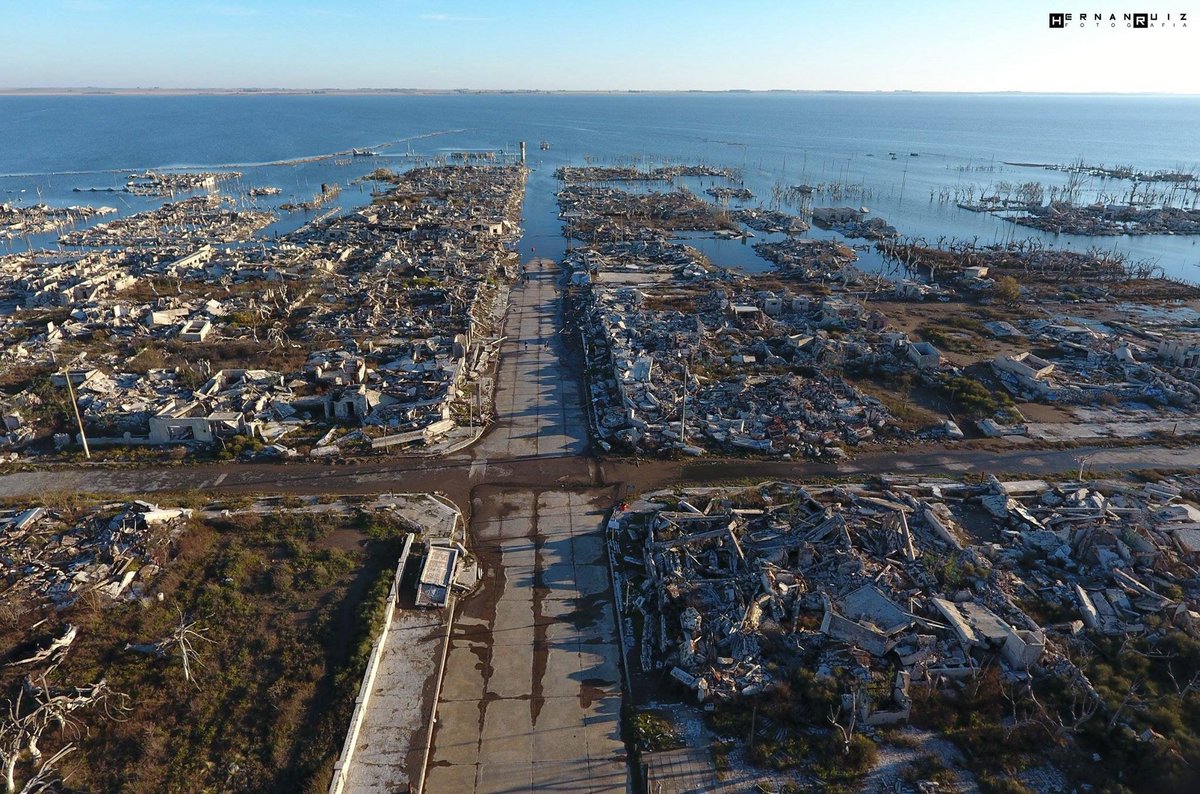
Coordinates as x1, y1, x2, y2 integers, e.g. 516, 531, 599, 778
120, 170, 238, 197
811, 207, 897, 240
752, 238, 861, 281
555, 164, 740, 183
991, 320, 1200, 409
0, 164, 527, 459
558, 184, 734, 242
576, 280, 899, 459
59, 195, 274, 248
0, 501, 192, 614
730, 207, 808, 235
1007, 202, 1200, 236
613, 474, 1200, 725
1, 202, 115, 239
2, 249, 140, 308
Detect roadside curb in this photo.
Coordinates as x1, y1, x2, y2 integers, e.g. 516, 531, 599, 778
414, 593, 457, 794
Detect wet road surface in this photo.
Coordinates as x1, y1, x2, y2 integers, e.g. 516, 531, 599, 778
425, 488, 625, 793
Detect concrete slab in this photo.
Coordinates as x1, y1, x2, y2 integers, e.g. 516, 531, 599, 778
429, 699, 483, 766
440, 642, 489, 702
339, 607, 447, 794
570, 564, 612, 598
493, 597, 535, 634
481, 698, 534, 762
423, 762, 479, 793
533, 728, 590, 762
425, 485, 625, 792
477, 761, 534, 794
643, 747, 723, 794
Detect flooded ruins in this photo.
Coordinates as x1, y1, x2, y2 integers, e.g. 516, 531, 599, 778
2, 141, 1200, 794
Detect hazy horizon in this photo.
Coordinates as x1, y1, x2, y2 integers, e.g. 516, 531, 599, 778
3, 88, 1200, 97
3, 0, 1195, 94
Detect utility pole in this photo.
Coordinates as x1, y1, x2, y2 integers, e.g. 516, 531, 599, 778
680, 358, 688, 444
61, 369, 91, 460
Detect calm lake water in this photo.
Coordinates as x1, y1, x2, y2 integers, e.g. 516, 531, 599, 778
2, 92, 1199, 279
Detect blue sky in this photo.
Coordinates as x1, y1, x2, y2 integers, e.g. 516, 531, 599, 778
2, 1, 1195, 92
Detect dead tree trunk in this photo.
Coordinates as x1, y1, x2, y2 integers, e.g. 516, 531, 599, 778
828, 689, 859, 755
125, 610, 212, 688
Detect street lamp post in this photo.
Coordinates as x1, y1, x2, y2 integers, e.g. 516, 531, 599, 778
680, 357, 688, 444
61, 368, 91, 460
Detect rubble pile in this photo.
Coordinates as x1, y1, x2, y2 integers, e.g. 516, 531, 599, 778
874, 238, 1145, 286
0, 249, 137, 307
0, 501, 191, 612
298, 338, 468, 451
280, 184, 341, 213
831, 217, 897, 241
53, 367, 299, 448
991, 319, 1200, 409
730, 207, 808, 234
974, 476, 1200, 637
59, 195, 274, 247
752, 238, 859, 280
558, 184, 734, 241
1008, 202, 1200, 236
614, 475, 1200, 724
706, 186, 753, 202
664, 165, 742, 179
0, 164, 527, 459
1, 202, 116, 239
811, 207, 897, 240
120, 170, 239, 197
614, 482, 1040, 718
563, 240, 712, 280
286, 164, 526, 451
555, 164, 740, 183
0, 389, 43, 455
555, 166, 659, 182
578, 281, 899, 458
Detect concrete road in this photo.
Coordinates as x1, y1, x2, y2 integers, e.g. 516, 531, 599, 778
421, 262, 624, 792
425, 487, 625, 793
470, 257, 589, 462
1, 442, 1196, 502
339, 258, 621, 792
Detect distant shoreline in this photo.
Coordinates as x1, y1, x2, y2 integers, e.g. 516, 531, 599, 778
1, 87, 1197, 97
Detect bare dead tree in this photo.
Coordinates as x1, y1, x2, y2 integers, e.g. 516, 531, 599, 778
1026, 684, 1101, 739
125, 610, 213, 688
1165, 665, 1200, 697
1, 674, 127, 794
174, 615, 212, 688
2, 692, 30, 794
22, 675, 130, 759
14, 744, 73, 794
9, 626, 76, 669
1107, 679, 1145, 732
827, 689, 859, 755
